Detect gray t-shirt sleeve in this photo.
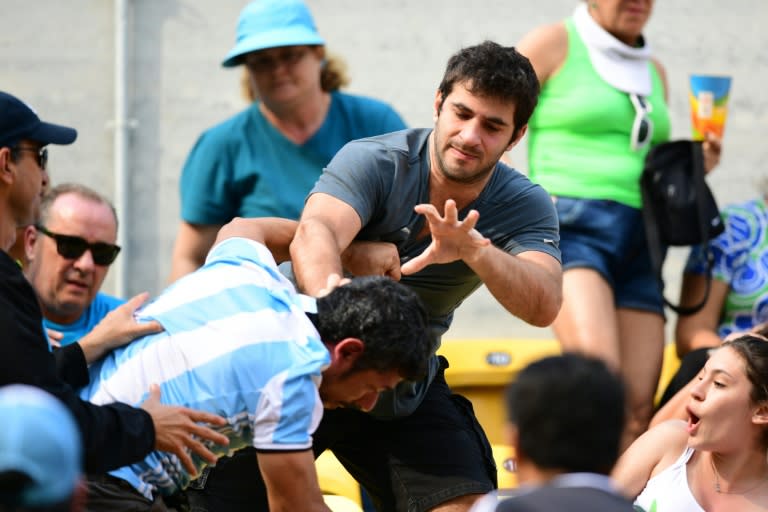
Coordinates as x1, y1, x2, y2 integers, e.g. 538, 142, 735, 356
475, 168, 561, 263
310, 138, 395, 227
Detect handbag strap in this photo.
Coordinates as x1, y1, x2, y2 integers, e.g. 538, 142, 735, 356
641, 141, 715, 316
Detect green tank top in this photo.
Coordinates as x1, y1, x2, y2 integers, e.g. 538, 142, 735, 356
527, 18, 671, 208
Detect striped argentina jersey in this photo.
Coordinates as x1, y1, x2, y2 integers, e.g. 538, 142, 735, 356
79, 237, 330, 499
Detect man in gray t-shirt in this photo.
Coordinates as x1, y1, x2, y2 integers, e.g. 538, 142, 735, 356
195, 41, 563, 512
308, 127, 561, 418
292, 41, 562, 512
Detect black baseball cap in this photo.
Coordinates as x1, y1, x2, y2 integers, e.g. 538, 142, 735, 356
0, 91, 77, 149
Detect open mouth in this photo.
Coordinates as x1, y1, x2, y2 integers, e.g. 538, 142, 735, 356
686, 407, 701, 433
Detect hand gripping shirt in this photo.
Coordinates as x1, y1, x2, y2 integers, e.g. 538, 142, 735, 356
311, 128, 560, 416
80, 238, 329, 499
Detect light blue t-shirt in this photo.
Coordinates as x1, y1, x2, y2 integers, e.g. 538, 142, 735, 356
80, 238, 329, 499
44, 292, 123, 346
180, 91, 407, 224
685, 198, 768, 338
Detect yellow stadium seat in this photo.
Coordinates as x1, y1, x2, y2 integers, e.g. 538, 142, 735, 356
439, 338, 680, 492
655, 342, 681, 406
438, 338, 560, 444
316, 451, 362, 508
317, 444, 521, 497
491, 443, 518, 489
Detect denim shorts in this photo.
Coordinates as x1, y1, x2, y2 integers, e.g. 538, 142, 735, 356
554, 196, 664, 315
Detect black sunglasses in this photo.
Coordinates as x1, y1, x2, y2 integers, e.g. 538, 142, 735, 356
35, 225, 121, 266
11, 146, 48, 170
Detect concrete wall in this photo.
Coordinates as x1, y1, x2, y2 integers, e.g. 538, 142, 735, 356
3, 0, 766, 338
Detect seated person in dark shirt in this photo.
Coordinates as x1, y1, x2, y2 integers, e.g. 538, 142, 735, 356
471, 354, 633, 512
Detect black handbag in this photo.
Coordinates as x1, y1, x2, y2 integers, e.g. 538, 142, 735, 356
640, 140, 724, 315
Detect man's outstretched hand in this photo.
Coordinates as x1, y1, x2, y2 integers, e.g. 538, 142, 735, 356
401, 199, 490, 275
141, 383, 229, 475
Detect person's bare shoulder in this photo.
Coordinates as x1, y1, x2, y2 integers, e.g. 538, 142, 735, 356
651, 57, 669, 101
649, 419, 690, 471
612, 419, 690, 498
632, 419, 690, 470
517, 21, 568, 84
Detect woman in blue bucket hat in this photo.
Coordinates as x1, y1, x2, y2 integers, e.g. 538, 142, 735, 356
168, 0, 406, 282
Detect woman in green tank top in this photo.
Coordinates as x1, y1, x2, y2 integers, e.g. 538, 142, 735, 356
517, 0, 722, 450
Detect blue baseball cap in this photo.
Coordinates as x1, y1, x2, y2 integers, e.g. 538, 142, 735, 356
0, 385, 82, 507
222, 0, 325, 68
0, 91, 77, 149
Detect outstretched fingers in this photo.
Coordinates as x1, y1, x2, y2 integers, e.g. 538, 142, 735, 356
443, 199, 459, 224
413, 203, 440, 222
413, 202, 480, 233
461, 209, 482, 232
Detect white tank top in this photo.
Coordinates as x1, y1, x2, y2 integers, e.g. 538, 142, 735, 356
634, 446, 705, 512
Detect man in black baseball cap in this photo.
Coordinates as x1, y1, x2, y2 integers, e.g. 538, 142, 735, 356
0, 91, 230, 484
0, 91, 77, 249
0, 91, 77, 149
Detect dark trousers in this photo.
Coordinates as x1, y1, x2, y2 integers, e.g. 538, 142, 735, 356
85, 474, 173, 512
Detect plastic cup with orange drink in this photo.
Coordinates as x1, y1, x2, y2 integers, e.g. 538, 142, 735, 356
689, 74, 732, 140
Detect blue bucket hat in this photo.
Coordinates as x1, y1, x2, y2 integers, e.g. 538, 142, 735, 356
0, 91, 77, 149
0, 385, 82, 507
222, 0, 325, 68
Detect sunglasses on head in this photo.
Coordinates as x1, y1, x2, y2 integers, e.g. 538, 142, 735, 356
35, 225, 121, 266
629, 93, 654, 152
11, 146, 48, 170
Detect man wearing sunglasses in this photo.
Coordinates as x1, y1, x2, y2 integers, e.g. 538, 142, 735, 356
22, 183, 163, 360
0, 91, 229, 478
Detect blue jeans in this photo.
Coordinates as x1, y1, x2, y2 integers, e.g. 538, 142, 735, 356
555, 197, 664, 315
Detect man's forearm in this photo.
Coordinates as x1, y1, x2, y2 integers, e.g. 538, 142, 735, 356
290, 221, 347, 295
258, 450, 332, 512
468, 246, 562, 327
215, 217, 298, 263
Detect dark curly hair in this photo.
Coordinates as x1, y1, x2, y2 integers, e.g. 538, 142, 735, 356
437, 40, 540, 141
313, 276, 434, 382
